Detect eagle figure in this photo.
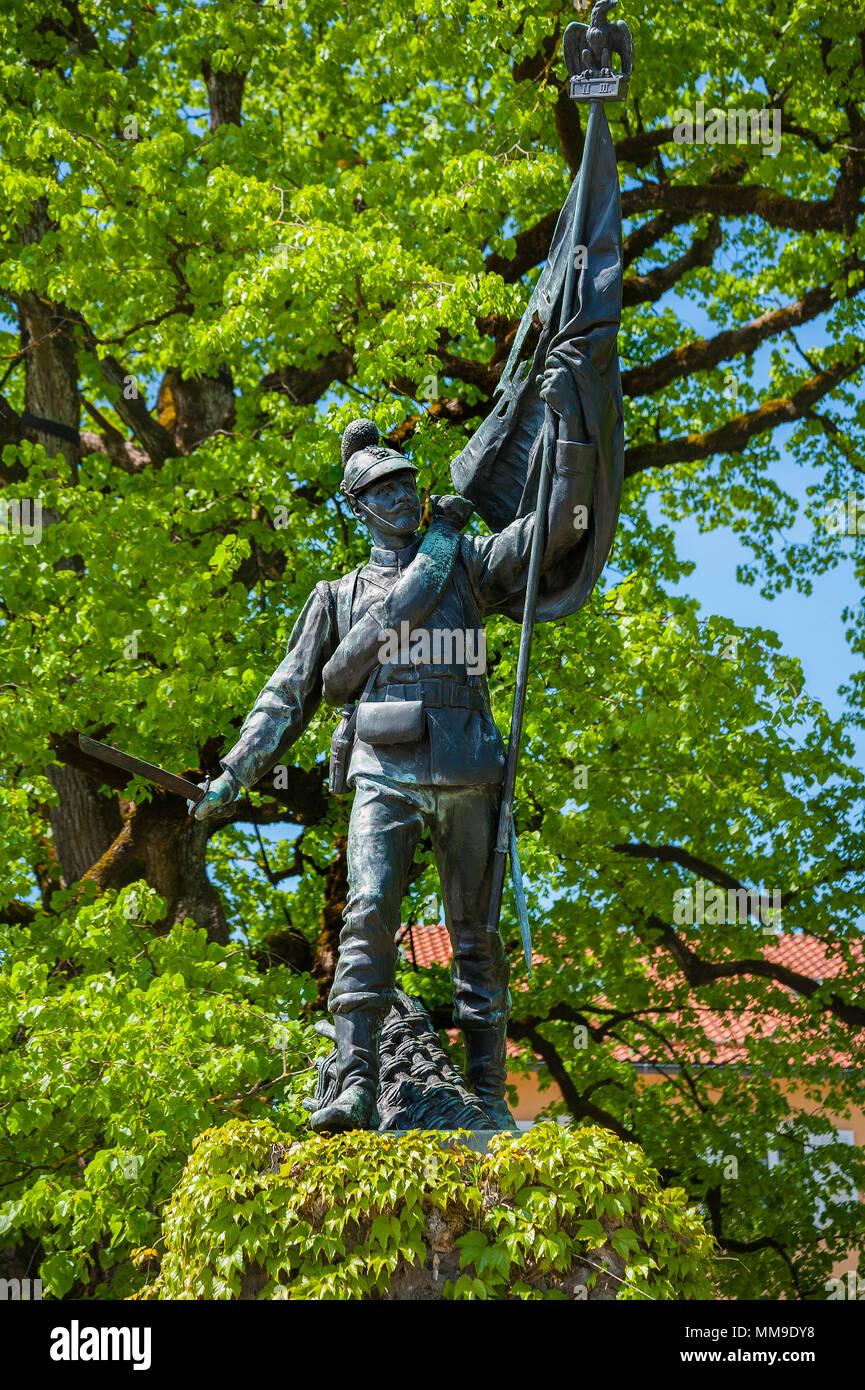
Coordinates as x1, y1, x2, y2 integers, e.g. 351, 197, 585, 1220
564, 0, 634, 79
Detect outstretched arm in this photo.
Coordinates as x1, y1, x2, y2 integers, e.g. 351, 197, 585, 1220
193, 584, 335, 820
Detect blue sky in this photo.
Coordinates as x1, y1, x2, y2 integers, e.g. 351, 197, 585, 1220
649, 448, 860, 737
639, 280, 862, 756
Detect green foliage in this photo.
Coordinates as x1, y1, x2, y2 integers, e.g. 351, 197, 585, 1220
146, 1120, 717, 1301
0, 0, 863, 1303
0, 883, 319, 1299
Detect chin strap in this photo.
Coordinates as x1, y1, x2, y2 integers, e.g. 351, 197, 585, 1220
349, 493, 418, 533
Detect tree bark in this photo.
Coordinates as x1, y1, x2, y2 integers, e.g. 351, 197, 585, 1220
312, 836, 348, 1006
173, 819, 229, 943
45, 765, 123, 888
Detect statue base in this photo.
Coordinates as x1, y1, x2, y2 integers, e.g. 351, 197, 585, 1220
383, 1127, 505, 1153
307, 990, 510, 1133
143, 1119, 717, 1300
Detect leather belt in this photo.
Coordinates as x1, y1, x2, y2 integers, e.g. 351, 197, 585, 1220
376, 677, 487, 712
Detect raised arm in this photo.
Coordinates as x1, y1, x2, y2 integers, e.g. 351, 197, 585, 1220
466, 356, 596, 610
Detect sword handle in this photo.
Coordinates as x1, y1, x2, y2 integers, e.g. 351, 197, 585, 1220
189, 773, 210, 817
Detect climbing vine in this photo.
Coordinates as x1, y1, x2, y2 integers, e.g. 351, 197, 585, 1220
143, 1119, 717, 1300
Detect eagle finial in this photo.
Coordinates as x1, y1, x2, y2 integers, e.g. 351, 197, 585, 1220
565, 0, 634, 83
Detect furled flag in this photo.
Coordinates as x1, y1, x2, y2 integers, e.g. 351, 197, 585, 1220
450, 106, 624, 623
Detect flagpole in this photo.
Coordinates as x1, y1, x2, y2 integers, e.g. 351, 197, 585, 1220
485, 97, 607, 956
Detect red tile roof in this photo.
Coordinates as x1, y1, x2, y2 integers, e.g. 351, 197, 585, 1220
398, 922, 452, 970
400, 927, 861, 1069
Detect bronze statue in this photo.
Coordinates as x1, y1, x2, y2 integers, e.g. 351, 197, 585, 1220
81, 16, 630, 1134
193, 370, 597, 1133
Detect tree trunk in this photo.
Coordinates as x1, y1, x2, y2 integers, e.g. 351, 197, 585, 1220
45, 765, 123, 888
312, 835, 348, 1006
174, 821, 229, 942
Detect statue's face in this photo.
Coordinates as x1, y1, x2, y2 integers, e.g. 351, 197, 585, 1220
354, 469, 421, 538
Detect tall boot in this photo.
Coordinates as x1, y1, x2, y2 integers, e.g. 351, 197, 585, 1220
309, 1010, 382, 1133
463, 1023, 519, 1133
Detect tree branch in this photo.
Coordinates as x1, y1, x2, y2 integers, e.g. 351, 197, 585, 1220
644, 914, 865, 1028
202, 60, 245, 131
0, 900, 38, 926
704, 1186, 805, 1298
70, 311, 177, 464
622, 219, 722, 307
624, 352, 865, 477
614, 842, 863, 914
507, 1021, 639, 1142
261, 348, 355, 406
623, 267, 863, 397
620, 166, 863, 235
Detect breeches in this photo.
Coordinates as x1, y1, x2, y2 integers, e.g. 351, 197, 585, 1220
328, 775, 510, 1030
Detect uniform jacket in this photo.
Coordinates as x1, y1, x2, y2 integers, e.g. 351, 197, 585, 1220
221, 440, 594, 791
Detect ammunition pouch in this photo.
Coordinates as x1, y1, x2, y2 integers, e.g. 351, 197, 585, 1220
355, 699, 426, 746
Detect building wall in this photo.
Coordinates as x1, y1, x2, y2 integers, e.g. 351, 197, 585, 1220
507, 1066, 863, 1286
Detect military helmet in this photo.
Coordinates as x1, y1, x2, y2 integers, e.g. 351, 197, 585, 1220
339, 418, 418, 497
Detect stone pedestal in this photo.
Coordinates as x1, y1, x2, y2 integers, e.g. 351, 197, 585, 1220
146, 1120, 716, 1301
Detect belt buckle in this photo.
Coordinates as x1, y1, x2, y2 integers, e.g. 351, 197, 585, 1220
425, 675, 443, 707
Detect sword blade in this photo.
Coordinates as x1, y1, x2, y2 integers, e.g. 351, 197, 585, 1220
78, 735, 205, 804
509, 819, 533, 977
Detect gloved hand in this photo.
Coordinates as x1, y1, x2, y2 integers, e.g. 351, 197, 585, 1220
432, 494, 475, 531
537, 358, 579, 419
187, 768, 239, 821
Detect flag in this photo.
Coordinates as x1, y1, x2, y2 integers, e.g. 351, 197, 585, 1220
450, 106, 624, 623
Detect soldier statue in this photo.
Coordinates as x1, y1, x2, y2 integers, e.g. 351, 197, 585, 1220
82, 33, 626, 1135
190, 360, 598, 1132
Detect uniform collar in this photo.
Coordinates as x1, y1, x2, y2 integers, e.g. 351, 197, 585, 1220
367, 533, 422, 570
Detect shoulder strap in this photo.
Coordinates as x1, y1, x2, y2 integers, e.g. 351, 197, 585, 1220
341, 668, 378, 737
336, 566, 362, 643
323, 522, 462, 704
